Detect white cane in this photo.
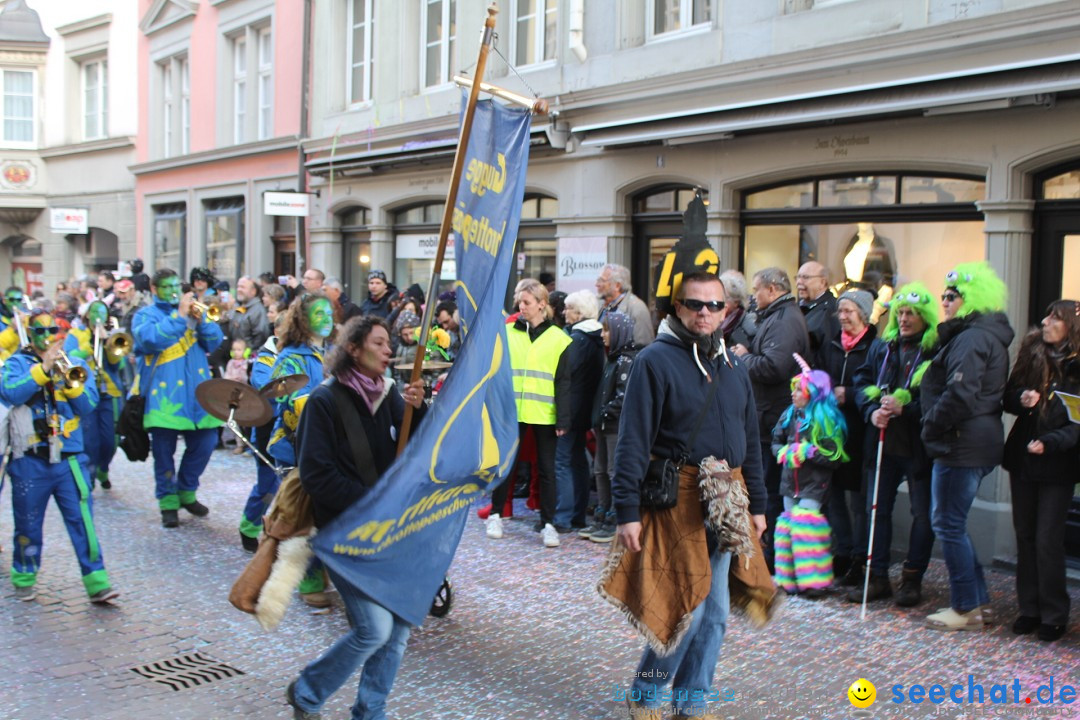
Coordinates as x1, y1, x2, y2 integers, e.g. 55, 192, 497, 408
860, 425, 886, 621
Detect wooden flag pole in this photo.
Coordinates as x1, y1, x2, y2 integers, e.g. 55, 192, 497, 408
396, 4, 499, 456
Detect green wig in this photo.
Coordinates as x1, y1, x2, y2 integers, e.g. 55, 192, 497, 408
946, 261, 1007, 317
880, 282, 939, 352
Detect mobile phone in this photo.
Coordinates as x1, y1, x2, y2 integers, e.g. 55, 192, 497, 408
278, 275, 289, 284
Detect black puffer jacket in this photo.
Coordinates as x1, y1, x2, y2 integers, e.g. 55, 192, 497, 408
360, 284, 398, 319
817, 326, 877, 491
743, 294, 811, 437
921, 312, 1014, 466
1003, 332, 1080, 483
591, 312, 640, 432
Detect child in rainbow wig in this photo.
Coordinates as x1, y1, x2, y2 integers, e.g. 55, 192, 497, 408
771, 355, 848, 597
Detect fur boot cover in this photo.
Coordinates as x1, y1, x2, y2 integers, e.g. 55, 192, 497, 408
255, 530, 315, 631
697, 456, 754, 560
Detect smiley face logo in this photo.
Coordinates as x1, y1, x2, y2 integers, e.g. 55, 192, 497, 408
848, 679, 876, 708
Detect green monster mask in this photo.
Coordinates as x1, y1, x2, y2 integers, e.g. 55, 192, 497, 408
29, 314, 60, 352
308, 298, 333, 338
155, 277, 182, 306
86, 301, 108, 328
3, 289, 24, 314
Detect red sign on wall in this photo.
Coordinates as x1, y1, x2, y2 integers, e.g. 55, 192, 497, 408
12, 262, 43, 294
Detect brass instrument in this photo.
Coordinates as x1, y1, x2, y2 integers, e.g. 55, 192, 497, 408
105, 330, 133, 360
54, 350, 88, 389
192, 300, 222, 323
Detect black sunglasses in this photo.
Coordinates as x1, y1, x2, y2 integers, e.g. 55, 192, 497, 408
31, 326, 59, 336
941, 291, 962, 303
680, 298, 725, 313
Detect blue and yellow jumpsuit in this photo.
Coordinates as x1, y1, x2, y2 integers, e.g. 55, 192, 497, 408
65, 323, 126, 484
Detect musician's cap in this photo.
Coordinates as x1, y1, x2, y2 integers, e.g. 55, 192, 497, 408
115, 279, 134, 292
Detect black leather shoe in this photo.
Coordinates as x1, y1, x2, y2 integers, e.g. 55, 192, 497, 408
847, 575, 892, 603
894, 569, 923, 607
181, 500, 209, 517
240, 532, 259, 553
1038, 623, 1066, 642
161, 510, 179, 528
1011, 615, 1040, 635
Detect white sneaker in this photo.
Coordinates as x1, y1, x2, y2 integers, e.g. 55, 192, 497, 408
541, 523, 560, 547
485, 514, 504, 539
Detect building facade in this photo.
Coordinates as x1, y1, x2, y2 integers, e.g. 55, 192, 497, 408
0, 0, 137, 295
303, 0, 1080, 564
133, 0, 305, 284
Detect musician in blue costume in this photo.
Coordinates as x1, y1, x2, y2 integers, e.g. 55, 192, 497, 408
2, 310, 119, 603
131, 268, 223, 528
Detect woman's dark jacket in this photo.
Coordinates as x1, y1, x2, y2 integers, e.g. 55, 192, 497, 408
817, 325, 876, 492
921, 311, 1014, 467
564, 319, 605, 432
1003, 332, 1080, 484
852, 331, 935, 474
297, 377, 425, 528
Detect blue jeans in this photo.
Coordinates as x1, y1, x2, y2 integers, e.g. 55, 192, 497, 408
865, 455, 934, 576
631, 549, 731, 716
554, 430, 590, 527
293, 568, 411, 720
930, 463, 993, 613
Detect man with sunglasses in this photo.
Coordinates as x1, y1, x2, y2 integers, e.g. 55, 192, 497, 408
612, 272, 765, 720
1, 310, 120, 603
132, 268, 224, 528
732, 267, 810, 571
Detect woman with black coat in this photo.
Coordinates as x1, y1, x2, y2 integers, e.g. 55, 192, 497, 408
816, 289, 877, 585
1003, 300, 1080, 643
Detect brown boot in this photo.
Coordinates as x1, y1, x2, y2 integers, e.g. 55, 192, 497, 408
625, 698, 662, 719
894, 568, 923, 607
847, 574, 892, 603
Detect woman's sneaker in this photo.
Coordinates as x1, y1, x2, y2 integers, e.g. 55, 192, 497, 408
541, 523, 560, 547
485, 514, 504, 539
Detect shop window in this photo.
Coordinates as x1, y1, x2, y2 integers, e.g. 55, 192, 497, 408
204, 197, 245, 281
153, 203, 186, 272
1042, 170, 1080, 200
394, 201, 453, 294
272, 215, 296, 279
742, 173, 986, 320
340, 205, 371, 298
511, 193, 559, 304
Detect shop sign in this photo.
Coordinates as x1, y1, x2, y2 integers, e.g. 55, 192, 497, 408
263, 192, 311, 217
50, 207, 88, 234
556, 236, 607, 293
397, 233, 455, 260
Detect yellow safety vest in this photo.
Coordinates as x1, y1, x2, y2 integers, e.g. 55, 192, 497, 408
507, 324, 571, 425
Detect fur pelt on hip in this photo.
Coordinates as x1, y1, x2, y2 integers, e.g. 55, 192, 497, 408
255, 530, 315, 631
697, 456, 754, 560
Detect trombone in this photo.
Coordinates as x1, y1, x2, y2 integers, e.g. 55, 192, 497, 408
191, 300, 222, 323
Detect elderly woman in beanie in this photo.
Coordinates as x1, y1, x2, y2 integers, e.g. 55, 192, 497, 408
391, 310, 422, 378
816, 289, 877, 586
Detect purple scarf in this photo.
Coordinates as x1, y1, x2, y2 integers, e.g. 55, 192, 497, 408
338, 367, 385, 415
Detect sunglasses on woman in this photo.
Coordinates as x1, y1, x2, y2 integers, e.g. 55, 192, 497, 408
680, 298, 724, 313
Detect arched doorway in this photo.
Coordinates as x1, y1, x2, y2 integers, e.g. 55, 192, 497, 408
630, 184, 707, 307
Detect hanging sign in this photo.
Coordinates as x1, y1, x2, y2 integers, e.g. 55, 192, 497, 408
263, 192, 311, 217
50, 207, 88, 234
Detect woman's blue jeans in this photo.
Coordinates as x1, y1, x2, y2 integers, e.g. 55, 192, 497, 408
930, 463, 994, 614
292, 568, 412, 720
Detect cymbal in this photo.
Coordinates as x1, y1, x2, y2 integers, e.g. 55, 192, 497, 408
393, 361, 453, 371
259, 373, 310, 400
196, 378, 273, 426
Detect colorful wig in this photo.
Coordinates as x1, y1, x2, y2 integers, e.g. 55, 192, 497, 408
945, 261, 1007, 318
880, 282, 939, 352
779, 356, 848, 463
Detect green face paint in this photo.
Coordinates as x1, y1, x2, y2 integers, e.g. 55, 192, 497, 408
29, 314, 59, 352
4, 290, 23, 313
308, 299, 333, 338
155, 277, 181, 305
85, 302, 108, 328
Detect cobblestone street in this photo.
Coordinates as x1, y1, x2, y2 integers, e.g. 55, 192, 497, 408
2, 445, 1079, 720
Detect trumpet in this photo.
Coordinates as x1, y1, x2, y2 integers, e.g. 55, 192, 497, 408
191, 300, 222, 323
54, 350, 88, 389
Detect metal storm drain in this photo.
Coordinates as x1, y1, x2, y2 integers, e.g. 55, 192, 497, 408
130, 652, 245, 691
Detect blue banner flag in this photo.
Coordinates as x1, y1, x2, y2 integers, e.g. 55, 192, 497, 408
312, 96, 531, 625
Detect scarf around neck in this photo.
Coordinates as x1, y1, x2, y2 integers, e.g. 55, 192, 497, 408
841, 326, 869, 352
338, 367, 385, 415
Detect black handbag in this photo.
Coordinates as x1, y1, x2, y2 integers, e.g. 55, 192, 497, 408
117, 354, 159, 463
640, 378, 718, 510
